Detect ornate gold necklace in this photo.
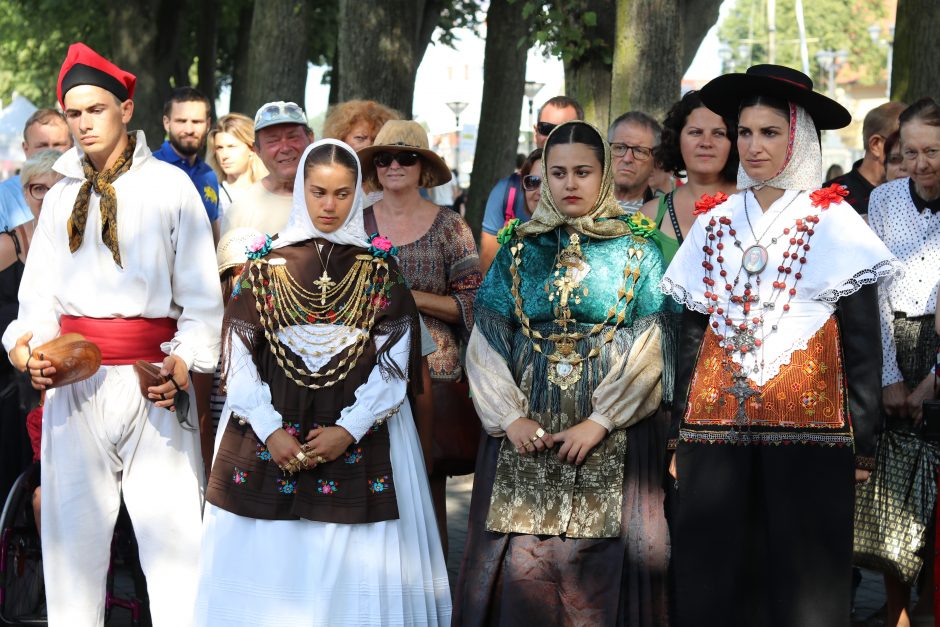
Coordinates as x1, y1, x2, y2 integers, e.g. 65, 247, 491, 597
248, 253, 389, 389
508, 232, 644, 390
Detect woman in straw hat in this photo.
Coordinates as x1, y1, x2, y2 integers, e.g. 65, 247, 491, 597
453, 120, 673, 626
661, 64, 898, 626
195, 139, 451, 626
359, 120, 482, 553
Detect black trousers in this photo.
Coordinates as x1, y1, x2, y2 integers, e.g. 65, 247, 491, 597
672, 442, 855, 627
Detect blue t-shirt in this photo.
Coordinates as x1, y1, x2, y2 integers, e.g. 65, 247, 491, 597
481, 173, 529, 236
152, 141, 220, 222
0, 176, 35, 231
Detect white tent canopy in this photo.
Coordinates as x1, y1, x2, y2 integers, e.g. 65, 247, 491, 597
0, 95, 38, 164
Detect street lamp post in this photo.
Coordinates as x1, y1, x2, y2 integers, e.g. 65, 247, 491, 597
868, 24, 895, 99
718, 44, 735, 74
523, 81, 545, 152
446, 101, 468, 187
815, 49, 847, 99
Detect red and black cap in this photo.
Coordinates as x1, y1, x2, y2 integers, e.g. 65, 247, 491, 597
57, 43, 136, 108
700, 64, 851, 130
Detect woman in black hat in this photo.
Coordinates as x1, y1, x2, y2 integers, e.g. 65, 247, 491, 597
660, 65, 898, 627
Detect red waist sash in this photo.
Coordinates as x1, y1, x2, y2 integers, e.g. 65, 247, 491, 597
59, 316, 176, 365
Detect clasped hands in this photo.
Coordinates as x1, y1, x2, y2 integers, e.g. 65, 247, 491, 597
265, 424, 355, 474
506, 416, 607, 466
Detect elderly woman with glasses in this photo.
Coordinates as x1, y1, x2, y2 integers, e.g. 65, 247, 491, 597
358, 120, 482, 555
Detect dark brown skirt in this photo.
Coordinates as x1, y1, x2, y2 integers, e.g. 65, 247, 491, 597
452, 409, 671, 627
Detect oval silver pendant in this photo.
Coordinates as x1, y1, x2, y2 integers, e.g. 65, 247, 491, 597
742, 244, 769, 275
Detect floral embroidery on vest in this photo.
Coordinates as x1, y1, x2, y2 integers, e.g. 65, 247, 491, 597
276, 478, 297, 494
344, 448, 363, 464
317, 479, 339, 495
368, 475, 390, 493
255, 443, 272, 461
232, 467, 247, 485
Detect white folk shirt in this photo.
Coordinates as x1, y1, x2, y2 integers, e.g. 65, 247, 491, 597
662, 189, 897, 387
2, 130, 223, 372
868, 177, 940, 386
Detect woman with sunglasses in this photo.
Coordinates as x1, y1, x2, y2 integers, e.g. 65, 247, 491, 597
519, 148, 543, 217
358, 121, 482, 554
884, 130, 908, 183
454, 120, 672, 626
639, 90, 739, 266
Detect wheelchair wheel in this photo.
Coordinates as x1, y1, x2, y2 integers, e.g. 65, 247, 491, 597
0, 463, 45, 625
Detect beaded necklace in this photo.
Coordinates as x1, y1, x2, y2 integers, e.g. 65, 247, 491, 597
700, 190, 827, 436
249, 252, 389, 389
508, 231, 644, 390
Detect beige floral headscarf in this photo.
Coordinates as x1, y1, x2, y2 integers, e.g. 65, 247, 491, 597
516, 121, 633, 240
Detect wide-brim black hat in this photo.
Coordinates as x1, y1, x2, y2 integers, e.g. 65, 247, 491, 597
699, 64, 851, 130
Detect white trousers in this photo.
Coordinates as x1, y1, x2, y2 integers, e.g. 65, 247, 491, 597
40, 365, 204, 627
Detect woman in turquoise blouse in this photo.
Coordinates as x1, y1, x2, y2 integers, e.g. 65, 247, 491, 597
453, 121, 673, 626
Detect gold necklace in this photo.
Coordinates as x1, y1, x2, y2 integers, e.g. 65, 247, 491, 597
508, 232, 644, 390
248, 254, 390, 389
312, 242, 337, 306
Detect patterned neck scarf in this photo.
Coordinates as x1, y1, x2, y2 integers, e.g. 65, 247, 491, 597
516, 121, 632, 241
67, 132, 136, 267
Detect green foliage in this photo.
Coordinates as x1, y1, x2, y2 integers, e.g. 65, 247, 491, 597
519, 0, 611, 66
0, 0, 484, 109
0, 0, 106, 106
717, 0, 889, 87
436, 0, 484, 46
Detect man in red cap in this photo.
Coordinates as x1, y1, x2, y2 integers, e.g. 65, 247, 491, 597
3, 42, 222, 627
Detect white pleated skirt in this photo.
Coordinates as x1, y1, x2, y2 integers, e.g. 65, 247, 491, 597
194, 402, 452, 626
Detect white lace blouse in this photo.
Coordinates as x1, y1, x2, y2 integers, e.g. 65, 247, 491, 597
661, 188, 897, 386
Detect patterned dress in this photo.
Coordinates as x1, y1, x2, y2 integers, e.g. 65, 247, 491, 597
395, 208, 481, 381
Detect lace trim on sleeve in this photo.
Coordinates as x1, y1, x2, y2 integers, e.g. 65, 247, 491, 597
814, 259, 901, 303
659, 277, 710, 315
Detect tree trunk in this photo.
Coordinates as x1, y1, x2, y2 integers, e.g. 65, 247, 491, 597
108, 0, 186, 150
197, 0, 219, 120
891, 0, 940, 103
464, 0, 529, 239
565, 58, 612, 131
242, 0, 308, 117
228, 2, 254, 115
611, 0, 681, 122
336, 0, 445, 118
562, 0, 615, 130
680, 0, 724, 72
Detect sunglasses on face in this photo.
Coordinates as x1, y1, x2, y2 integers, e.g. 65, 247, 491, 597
373, 151, 421, 168
536, 121, 557, 136
610, 143, 653, 161
522, 175, 541, 191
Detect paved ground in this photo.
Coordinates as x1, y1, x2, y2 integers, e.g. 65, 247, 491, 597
71, 475, 940, 625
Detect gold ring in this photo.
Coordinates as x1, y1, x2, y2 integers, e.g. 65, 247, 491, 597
316, 455, 326, 464
295, 451, 306, 462
534, 427, 546, 439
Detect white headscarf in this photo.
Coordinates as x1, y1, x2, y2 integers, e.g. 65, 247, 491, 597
273, 138, 370, 250
737, 103, 822, 192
